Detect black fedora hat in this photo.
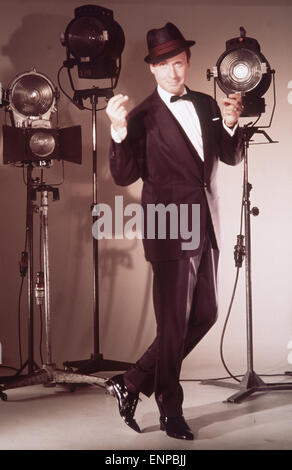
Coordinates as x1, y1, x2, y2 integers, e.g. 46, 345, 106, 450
144, 22, 195, 64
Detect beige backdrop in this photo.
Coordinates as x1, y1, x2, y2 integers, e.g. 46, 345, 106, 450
0, 0, 292, 381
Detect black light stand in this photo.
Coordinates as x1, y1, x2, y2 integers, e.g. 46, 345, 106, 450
59, 5, 131, 375
201, 125, 292, 403
0, 168, 105, 401
63, 88, 132, 374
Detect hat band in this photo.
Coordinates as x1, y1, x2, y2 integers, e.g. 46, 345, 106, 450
149, 39, 186, 60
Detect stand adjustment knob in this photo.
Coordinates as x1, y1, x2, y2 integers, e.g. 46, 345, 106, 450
251, 206, 259, 216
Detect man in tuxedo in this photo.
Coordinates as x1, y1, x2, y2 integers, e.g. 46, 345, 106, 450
105, 22, 243, 440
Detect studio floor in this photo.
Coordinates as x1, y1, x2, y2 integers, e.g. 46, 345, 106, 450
1, 368, 292, 452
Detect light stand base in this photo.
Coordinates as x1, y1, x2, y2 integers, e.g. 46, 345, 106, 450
0, 365, 105, 401
63, 354, 132, 375
201, 371, 292, 403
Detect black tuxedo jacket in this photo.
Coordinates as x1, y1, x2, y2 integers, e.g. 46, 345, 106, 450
110, 88, 243, 262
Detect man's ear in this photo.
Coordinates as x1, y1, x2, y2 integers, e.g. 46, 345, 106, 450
149, 63, 155, 74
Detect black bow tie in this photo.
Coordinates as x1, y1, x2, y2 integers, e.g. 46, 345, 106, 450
170, 92, 193, 103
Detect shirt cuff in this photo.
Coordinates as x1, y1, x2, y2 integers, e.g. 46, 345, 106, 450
223, 119, 239, 137
111, 124, 128, 143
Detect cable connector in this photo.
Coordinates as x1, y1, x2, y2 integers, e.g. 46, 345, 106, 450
234, 235, 245, 268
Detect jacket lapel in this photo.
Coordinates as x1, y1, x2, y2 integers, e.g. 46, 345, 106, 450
189, 91, 217, 182
150, 90, 204, 180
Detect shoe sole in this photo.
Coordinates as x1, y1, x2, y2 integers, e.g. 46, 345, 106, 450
160, 420, 194, 440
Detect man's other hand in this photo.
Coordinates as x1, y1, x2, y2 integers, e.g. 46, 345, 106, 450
106, 94, 129, 132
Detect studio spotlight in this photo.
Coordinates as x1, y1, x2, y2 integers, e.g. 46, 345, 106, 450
61, 4, 125, 84
7, 69, 57, 127
207, 27, 274, 116
3, 69, 82, 165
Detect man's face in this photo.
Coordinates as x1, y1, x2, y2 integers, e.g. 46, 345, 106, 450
150, 50, 190, 95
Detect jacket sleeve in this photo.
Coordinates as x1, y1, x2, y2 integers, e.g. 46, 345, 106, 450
109, 111, 146, 187
210, 96, 244, 166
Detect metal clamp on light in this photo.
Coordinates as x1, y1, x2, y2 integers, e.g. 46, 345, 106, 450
207, 27, 274, 117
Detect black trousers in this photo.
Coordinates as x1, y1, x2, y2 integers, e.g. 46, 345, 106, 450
124, 234, 219, 417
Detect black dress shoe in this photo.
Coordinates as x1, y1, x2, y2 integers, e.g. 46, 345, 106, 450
105, 374, 141, 433
160, 416, 194, 440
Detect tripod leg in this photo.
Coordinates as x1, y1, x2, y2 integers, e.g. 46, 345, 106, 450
225, 387, 257, 403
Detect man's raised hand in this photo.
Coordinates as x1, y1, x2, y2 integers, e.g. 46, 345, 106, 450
106, 94, 129, 132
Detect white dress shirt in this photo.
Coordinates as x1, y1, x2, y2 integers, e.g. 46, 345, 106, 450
157, 85, 204, 160
111, 85, 238, 161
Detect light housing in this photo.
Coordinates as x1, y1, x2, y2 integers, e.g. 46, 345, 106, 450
7, 69, 57, 127
62, 4, 125, 81
208, 27, 273, 117
2, 125, 82, 165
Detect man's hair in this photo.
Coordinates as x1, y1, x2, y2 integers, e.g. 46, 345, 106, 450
185, 48, 191, 62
